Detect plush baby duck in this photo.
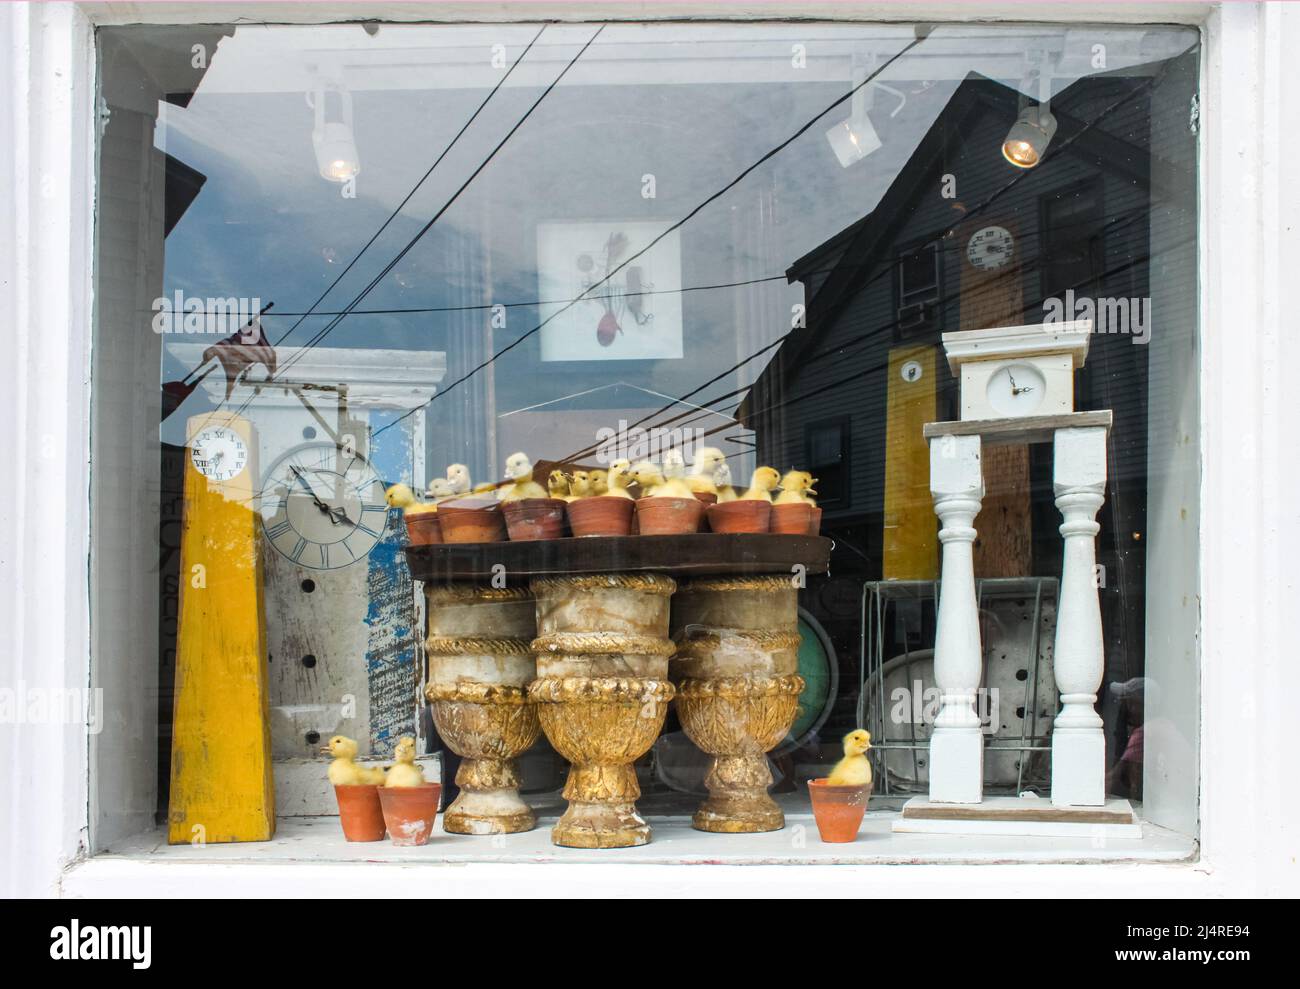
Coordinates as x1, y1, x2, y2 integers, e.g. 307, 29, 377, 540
445, 463, 472, 495
385, 482, 438, 516
383, 736, 426, 788
714, 463, 738, 503
323, 735, 386, 787
566, 470, 592, 501
499, 452, 548, 501
424, 477, 456, 505
588, 468, 609, 496
633, 462, 694, 500
826, 729, 873, 787
686, 447, 726, 497
739, 466, 782, 502
603, 460, 635, 499
662, 449, 688, 480
775, 470, 817, 505
547, 469, 571, 500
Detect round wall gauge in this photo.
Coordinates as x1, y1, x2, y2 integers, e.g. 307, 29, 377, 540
900, 359, 924, 383
986, 363, 1046, 417
966, 225, 1015, 271
190, 425, 249, 482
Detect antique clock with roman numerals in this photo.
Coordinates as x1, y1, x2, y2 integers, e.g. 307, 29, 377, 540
259, 442, 389, 570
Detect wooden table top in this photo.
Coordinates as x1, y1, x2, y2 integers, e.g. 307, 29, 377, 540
404, 533, 833, 583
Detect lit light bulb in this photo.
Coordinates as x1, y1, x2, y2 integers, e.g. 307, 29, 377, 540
1001, 104, 1057, 169
310, 86, 361, 182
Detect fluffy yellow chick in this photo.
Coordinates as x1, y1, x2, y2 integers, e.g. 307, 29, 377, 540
633, 462, 694, 500
566, 470, 592, 501
774, 470, 817, 505
499, 452, 548, 501
588, 469, 609, 496
603, 460, 635, 499
686, 447, 726, 496
714, 463, 737, 502
662, 449, 687, 480
323, 735, 385, 787
424, 477, 456, 505
826, 729, 873, 787
383, 736, 426, 788
547, 469, 571, 499
739, 466, 781, 501
385, 482, 437, 516
445, 463, 472, 495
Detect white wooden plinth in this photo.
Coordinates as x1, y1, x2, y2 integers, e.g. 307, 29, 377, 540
1051, 427, 1108, 807
892, 795, 1139, 839
927, 434, 985, 804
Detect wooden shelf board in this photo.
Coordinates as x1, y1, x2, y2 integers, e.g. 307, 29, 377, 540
923, 410, 1113, 447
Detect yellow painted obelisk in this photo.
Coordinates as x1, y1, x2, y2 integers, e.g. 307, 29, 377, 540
168, 413, 274, 844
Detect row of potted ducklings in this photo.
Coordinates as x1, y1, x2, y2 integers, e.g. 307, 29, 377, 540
325, 734, 442, 845
386, 447, 822, 544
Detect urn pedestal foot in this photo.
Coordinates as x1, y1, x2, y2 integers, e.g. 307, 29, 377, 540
671, 577, 805, 834
551, 763, 651, 848
440, 754, 536, 835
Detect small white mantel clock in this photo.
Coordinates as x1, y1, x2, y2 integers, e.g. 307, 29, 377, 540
941, 319, 1092, 421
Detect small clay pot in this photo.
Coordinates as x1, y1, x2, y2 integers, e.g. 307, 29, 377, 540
808, 507, 823, 537
706, 499, 771, 534
771, 502, 814, 535
404, 513, 443, 546
378, 783, 443, 846
333, 784, 386, 842
634, 496, 703, 536
693, 491, 718, 531
502, 497, 567, 541
438, 499, 506, 543
567, 496, 634, 537
807, 778, 870, 843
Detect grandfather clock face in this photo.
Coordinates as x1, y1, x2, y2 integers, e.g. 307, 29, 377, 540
259, 442, 388, 570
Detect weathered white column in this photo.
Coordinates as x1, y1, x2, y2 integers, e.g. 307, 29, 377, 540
928, 434, 985, 803
1051, 427, 1107, 806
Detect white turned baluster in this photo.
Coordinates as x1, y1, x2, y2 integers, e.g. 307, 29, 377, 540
928, 434, 985, 804
1050, 427, 1107, 807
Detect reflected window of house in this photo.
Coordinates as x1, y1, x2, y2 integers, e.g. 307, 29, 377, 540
805, 418, 850, 508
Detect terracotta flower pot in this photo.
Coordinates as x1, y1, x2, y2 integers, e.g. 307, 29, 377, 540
770, 502, 814, 535
502, 497, 567, 541
808, 507, 823, 537
333, 784, 386, 842
634, 496, 703, 536
807, 778, 870, 843
438, 499, 506, 543
405, 513, 443, 546
378, 783, 443, 846
567, 496, 634, 537
706, 499, 771, 534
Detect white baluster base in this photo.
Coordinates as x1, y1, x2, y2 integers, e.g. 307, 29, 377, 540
1051, 728, 1105, 807
930, 726, 985, 804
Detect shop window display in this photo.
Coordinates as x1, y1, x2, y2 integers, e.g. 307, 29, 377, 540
90, 19, 1200, 856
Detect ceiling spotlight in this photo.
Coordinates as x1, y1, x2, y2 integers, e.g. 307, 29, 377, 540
310, 83, 360, 182
1001, 103, 1058, 169
826, 113, 882, 168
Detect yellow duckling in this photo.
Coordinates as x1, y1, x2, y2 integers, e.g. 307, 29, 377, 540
383, 736, 426, 788
424, 477, 456, 505
826, 729, 873, 787
662, 449, 688, 481
547, 469, 571, 500
632, 462, 695, 500
323, 735, 386, 787
774, 470, 817, 505
713, 462, 738, 502
602, 459, 635, 499
385, 482, 438, 516
499, 452, 548, 501
686, 446, 726, 497
445, 463, 472, 495
588, 468, 609, 496
566, 470, 592, 501
739, 466, 782, 502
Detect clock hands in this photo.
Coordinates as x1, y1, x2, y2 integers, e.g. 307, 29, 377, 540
1005, 370, 1034, 397
289, 466, 355, 527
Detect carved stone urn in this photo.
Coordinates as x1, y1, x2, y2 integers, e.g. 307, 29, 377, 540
424, 584, 540, 834
528, 574, 677, 848
671, 576, 805, 833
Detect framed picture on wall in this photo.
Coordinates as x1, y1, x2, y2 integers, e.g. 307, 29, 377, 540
537, 219, 684, 362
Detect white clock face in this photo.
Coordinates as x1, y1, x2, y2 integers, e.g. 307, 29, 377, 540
967, 225, 1015, 271
986, 363, 1046, 416
259, 443, 389, 570
190, 425, 248, 482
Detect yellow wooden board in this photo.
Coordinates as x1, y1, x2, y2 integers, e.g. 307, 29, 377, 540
168, 413, 275, 844
883, 344, 938, 580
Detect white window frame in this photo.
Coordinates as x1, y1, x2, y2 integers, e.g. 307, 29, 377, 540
2, 1, 1296, 897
